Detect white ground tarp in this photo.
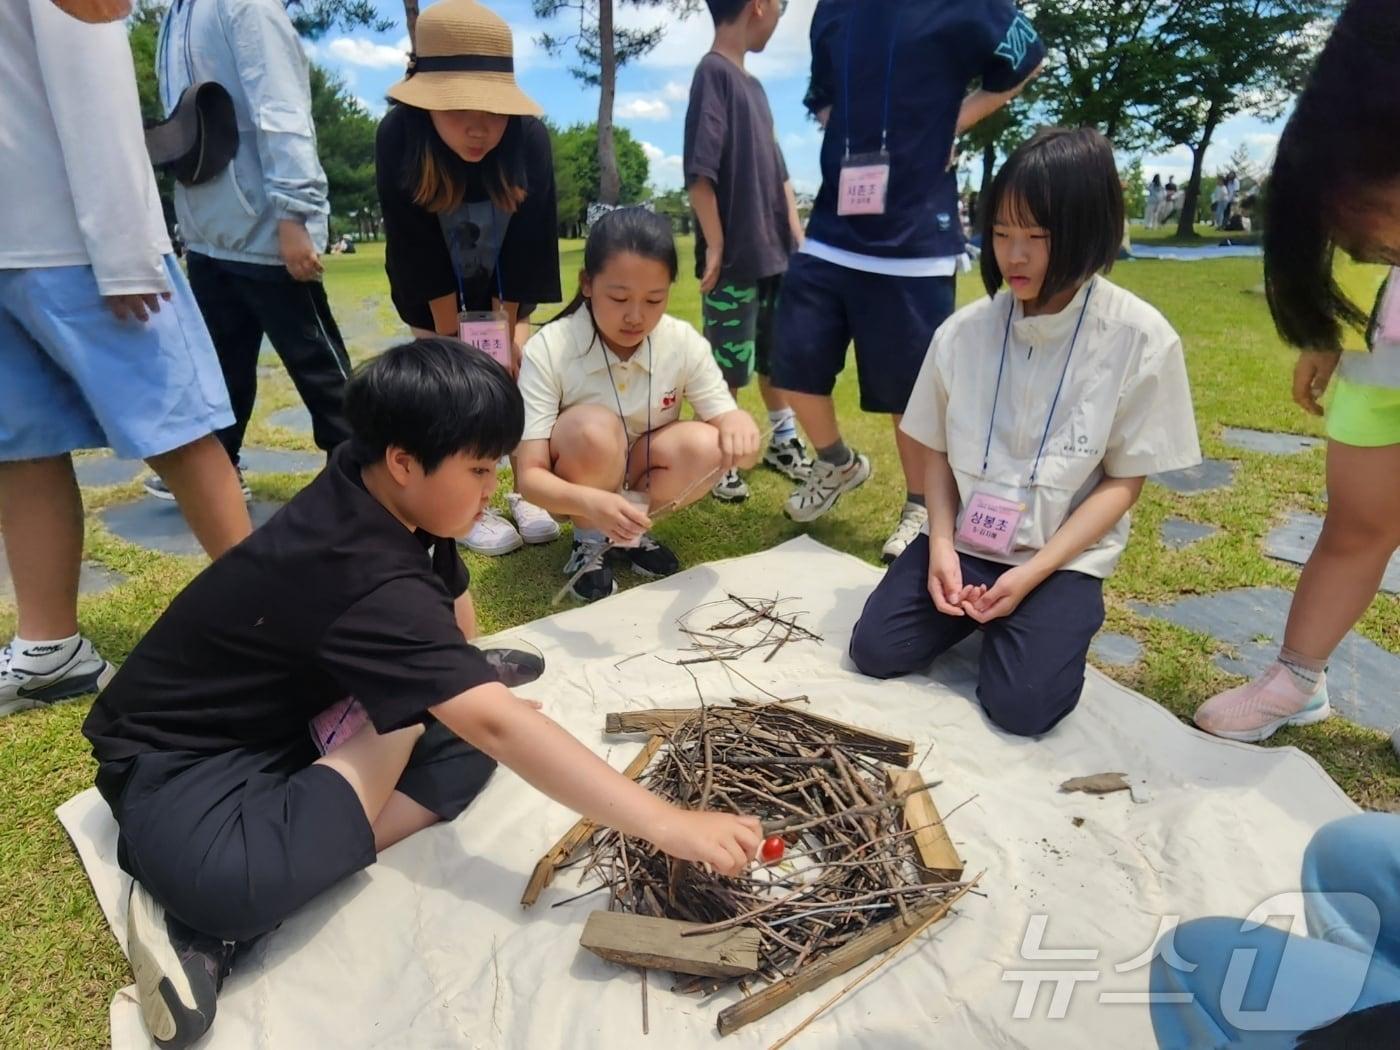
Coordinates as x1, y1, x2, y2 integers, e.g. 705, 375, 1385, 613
59, 537, 1356, 1049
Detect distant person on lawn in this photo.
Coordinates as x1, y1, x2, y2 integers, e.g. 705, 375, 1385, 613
0, 0, 250, 715
376, 0, 564, 558
150, 0, 353, 502
769, 0, 1045, 564
685, 0, 813, 504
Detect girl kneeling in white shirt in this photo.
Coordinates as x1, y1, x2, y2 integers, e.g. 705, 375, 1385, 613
516, 208, 761, 602
850, 128, 1201, 736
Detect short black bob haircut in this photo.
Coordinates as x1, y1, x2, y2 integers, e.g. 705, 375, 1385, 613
1264, 0, 1400, 350
343, 337, 524, 473
706, 0, 751, 25
980, 127, 1124, 307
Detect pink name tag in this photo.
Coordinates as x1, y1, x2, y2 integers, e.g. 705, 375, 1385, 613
837, 153, 890, 216
956, 492, 1024, 556
309, 696, 369, 755
1379, 274, 1400, 343
458, 311, 512, 370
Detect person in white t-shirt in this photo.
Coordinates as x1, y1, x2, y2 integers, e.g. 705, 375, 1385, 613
0, 0, 250, 715
515, 209, 761, 602
848, 128, 1201, 737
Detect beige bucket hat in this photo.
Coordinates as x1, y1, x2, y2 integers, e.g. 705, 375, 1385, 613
387, 0, 542, 116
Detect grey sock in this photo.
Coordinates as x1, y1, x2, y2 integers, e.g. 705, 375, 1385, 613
817, 440, 853, 467
905, 492, 926, 508
574, 526, 605, 546
1279, 646, 1326, 691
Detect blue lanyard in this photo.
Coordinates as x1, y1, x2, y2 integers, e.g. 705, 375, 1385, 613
601, 335, 652, 492
453, 205, 508, 313
981, 283, 1095, 485
842, 3, 899, 156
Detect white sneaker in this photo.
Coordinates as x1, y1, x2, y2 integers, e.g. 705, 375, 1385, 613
0, 637, 116, 717
882, 502, 929, 564
507, 492, 561, 544
460, 509, 524, 556
711, 468, 750, 503
783, 452, 872, 523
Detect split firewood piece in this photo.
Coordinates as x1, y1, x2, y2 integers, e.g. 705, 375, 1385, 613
887, 769, 964, 884
715, 884, 976, 1037
520, 736, 664, 908
581, 911, 761, 979
1059, 772, 1131, 795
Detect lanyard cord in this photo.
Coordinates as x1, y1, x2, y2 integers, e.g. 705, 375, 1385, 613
157, 0, 197, 114
453, 205, 508, 313
982, 282, 1095, 485
601, 335, 653, 492
842, 3, 900, 157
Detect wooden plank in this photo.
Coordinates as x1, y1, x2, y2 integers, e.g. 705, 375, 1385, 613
715, 895, 959, 1036
604, 709, 696, 735
519, 736, 664, 908
603, 707, 914, 767
887, 769, 964, 883
580, 911, 761, 979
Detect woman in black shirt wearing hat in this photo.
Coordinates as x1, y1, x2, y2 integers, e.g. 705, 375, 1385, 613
376, 0, 562, 556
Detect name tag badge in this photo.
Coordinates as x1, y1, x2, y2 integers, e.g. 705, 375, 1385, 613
956, 491, 1025, 556
458, 309, 513, 371
1380, 277, 1400, 343
837, 151, 890, 217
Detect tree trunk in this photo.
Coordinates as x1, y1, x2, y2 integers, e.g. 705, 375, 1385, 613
403, 0, 419, 50
1176, 104, 1220, 239
979, 140, 996, 200
596, 0, 621, 206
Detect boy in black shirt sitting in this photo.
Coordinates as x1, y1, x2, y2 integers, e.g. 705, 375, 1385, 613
83, 338, 762, 1050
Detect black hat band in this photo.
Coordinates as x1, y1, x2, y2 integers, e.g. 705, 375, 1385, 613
406, 53, 515, 77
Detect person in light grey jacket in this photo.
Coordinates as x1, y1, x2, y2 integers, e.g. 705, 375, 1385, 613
151, 0, 351, 500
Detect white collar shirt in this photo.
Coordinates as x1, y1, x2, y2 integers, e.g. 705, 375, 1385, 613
901, 276, 1201, 578
519, 308, 737, 447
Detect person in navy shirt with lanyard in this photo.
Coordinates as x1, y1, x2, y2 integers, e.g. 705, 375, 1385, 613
376, 0, 563, 559
772, 0, 1044, 563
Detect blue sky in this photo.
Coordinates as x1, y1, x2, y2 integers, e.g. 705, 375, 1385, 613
306, 0, 1289, 195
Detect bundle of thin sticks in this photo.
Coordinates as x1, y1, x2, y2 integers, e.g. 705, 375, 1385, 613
578, 702, 969, 994
671, 595, 823, 666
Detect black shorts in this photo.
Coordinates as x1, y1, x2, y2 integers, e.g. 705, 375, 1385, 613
99, 722, 496, 942
770, 252, 956, 414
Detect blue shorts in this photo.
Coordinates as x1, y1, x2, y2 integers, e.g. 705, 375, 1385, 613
0, 258, 234, 462
770, 252, 956, 414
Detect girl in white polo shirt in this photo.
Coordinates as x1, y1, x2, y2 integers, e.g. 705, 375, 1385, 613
516, 208, 761, 601
849, 127, 1201, 737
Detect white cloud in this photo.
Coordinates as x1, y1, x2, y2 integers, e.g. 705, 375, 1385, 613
662, 79, 690, 102
617, 95, 672, 121
640, 140, 685, 189
326, 35, 411, 71
355, 95, 387, 117
508, 23, 544, 70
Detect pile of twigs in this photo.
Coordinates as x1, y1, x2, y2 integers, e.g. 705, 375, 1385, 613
671, 595, 824, 666
578, 700, 969, 993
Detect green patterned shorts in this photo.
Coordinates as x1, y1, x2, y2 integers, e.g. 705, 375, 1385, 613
701, 274, 782, 388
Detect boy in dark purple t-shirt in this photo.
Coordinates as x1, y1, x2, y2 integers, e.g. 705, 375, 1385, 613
685, 0, 812, 504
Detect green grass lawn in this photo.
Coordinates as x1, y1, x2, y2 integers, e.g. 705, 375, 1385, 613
1, 238, 1396, 1046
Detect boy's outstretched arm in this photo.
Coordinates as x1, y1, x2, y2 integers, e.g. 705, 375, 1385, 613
432, 683, 763, 874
